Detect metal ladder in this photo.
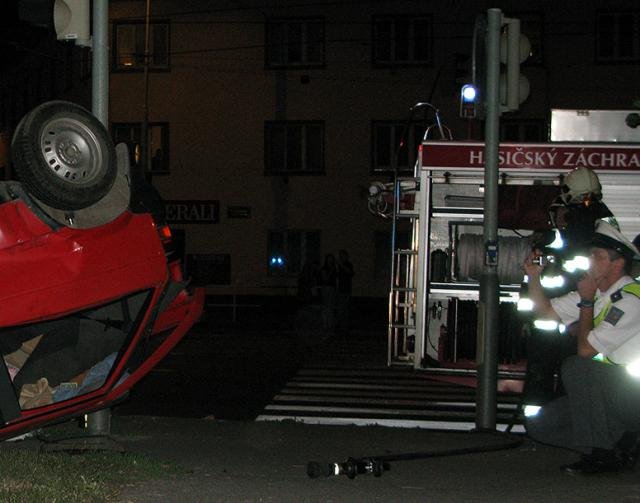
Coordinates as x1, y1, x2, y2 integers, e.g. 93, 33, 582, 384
385, 105, 452, 367
388, 175, 420, 366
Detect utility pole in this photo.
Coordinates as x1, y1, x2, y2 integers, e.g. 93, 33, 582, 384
86, 0, 111, 437
476, 7, 501, 431
140, 0, 152, 181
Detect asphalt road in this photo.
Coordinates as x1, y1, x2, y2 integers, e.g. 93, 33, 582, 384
114, 323, 307, 420
111, 416, 640, 503
114, 298, 388, 421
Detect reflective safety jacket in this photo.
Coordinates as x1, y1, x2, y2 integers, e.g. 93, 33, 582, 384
593, 281, 640, 364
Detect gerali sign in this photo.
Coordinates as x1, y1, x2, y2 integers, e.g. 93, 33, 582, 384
165, 200, 220, 224
420, 142, 640, 172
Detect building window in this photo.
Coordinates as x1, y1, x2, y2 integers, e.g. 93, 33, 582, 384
112, 122, 170, 174
372, 120, 427, 172
268, 229, 321, 276
500, 119, 546, 142
596, 12, 640, 62
265, 121, 324, 174
113, 21, 170, 71
266, 18, 324, 68
373, 15, 432, 66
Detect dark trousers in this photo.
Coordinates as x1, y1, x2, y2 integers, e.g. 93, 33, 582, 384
526, 355, 640, 453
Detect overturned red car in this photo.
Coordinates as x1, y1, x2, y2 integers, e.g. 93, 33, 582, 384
0, 101, 204, 440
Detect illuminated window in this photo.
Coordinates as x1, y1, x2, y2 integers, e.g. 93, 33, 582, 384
113, 21, 170, 71
266, 18, 324, 68
373, 14, 432, 66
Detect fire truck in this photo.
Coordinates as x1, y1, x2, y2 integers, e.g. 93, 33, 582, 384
370, 109, 640, 392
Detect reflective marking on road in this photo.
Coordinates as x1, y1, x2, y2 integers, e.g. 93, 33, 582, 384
258, 366, 524, 431
257, 333, 525, 431
255, 414, 525, 433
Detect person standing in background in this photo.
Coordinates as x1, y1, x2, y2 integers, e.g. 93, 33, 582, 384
318, 254, 337, 333
336, 249, 354, 333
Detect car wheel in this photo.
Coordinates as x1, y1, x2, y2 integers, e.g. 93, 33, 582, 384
11, 101, 117, 210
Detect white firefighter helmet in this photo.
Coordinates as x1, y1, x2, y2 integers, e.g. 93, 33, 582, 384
559, 166, 602, 205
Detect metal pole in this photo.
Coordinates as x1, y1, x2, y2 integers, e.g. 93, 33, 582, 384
140, 0, 152, 180
87, 0, 111, 436
476, 7, 501, 431
91, 0, 108, 125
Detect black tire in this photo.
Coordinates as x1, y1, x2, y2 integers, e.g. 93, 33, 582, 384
11, 101, 117, 210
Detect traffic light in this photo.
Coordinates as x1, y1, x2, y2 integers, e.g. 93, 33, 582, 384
499, 18, 530, 111
459, 84, 478, 119
54, 0, 90, 46
18, 0, 90, 47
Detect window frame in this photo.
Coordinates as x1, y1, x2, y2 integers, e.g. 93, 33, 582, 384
265, 17, 325, 69
371, 120, 428, 173
267, 229, 321, 277
372, 14, 433, 67
264, 120, 325, 175
112, 20, 171, 72
112, 122, 171, 174
595, 11, 640, 63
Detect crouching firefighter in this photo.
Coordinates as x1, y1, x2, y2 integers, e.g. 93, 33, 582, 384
523, 220, 640, 475
519, 166, 619, 404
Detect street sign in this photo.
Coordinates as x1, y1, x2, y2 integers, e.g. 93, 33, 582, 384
165, 200, 220, 224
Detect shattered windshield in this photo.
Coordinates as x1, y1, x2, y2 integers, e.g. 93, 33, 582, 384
0, 290, 150, 410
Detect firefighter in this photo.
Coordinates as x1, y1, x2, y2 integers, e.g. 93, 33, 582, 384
523, 221, 640, 475
522, 167, 618, 404
551, 165, 618, 252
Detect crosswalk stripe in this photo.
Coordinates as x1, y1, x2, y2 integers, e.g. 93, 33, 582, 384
259, 368, 524, 430
256, 415, 525, 433
257, 332, 525, 431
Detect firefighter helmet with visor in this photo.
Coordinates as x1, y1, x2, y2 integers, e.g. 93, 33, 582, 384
559, 166, 602, 205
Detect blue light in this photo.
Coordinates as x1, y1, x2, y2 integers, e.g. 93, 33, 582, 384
270, 255, 285, 268
461, 84, 477, 103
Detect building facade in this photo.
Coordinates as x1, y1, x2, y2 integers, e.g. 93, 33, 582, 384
2, 0, 639, 301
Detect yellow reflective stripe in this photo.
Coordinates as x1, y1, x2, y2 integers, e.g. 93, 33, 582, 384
593, 283, 640, 328
593, 302, 607, 327
591, 282, 640, 365
593, 353, 616, 365
621, 283, 640, 298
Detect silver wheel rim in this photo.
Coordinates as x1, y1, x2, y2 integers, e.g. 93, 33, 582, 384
40, 116, 103, 185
